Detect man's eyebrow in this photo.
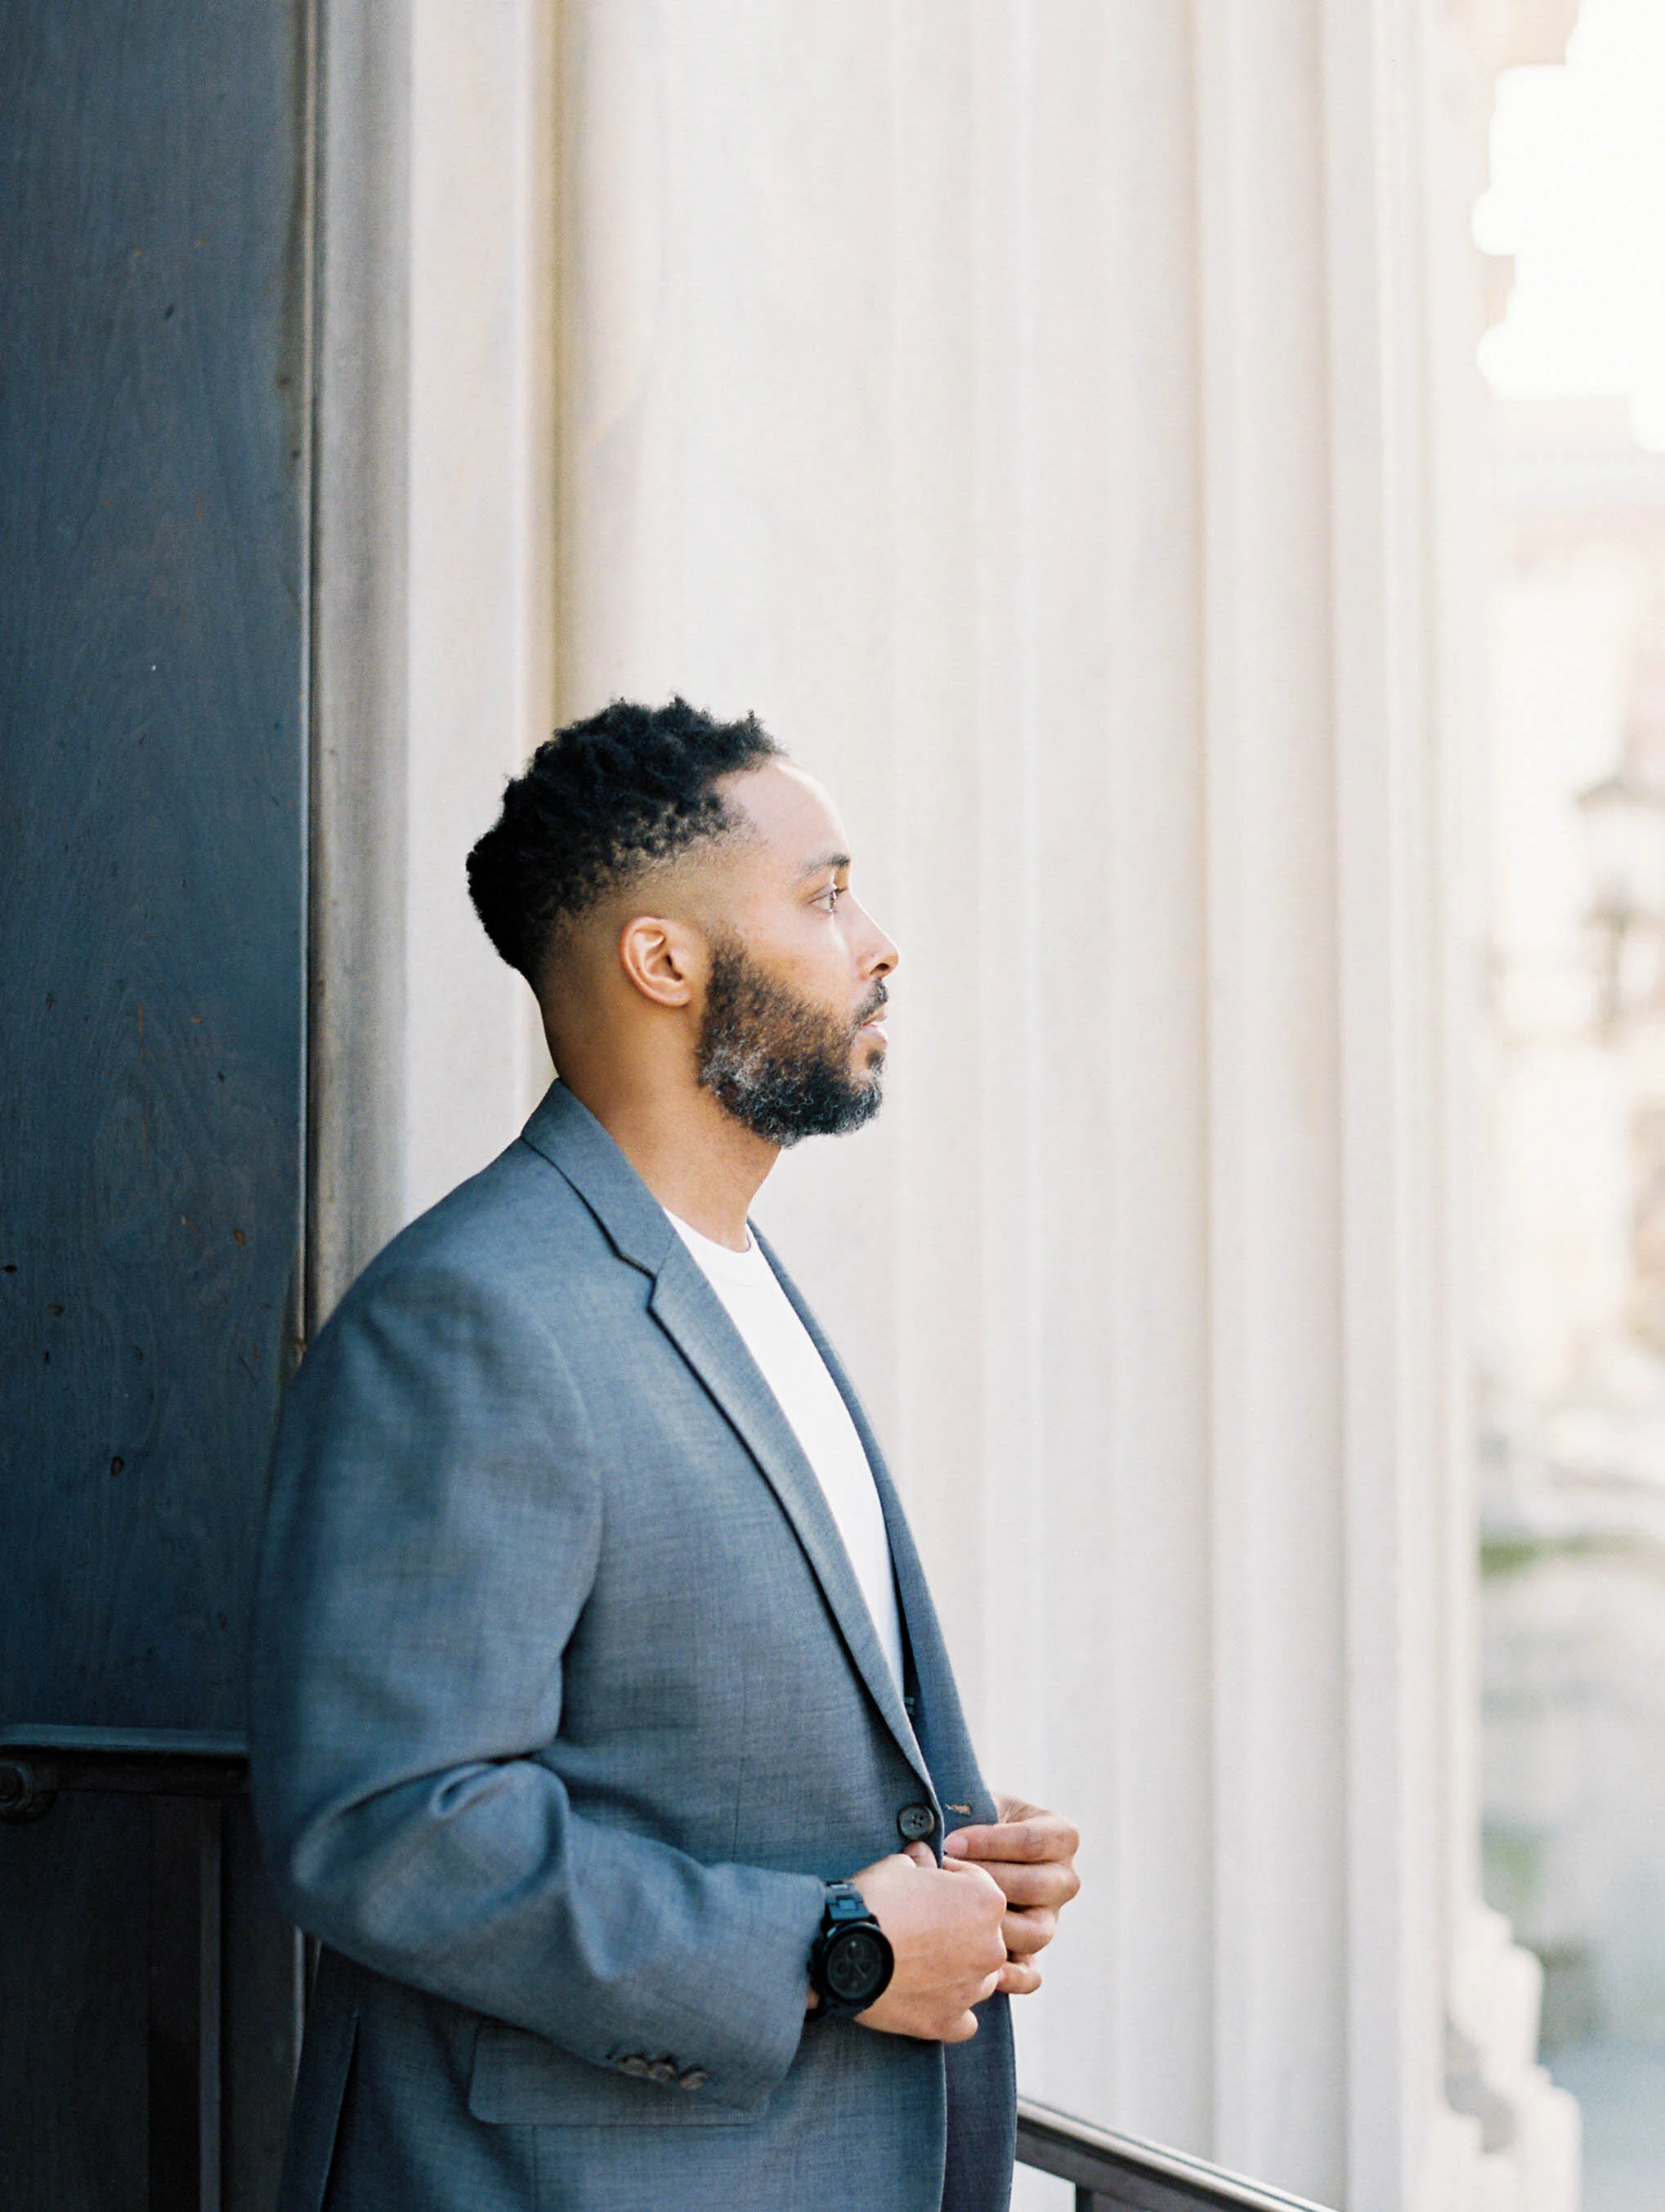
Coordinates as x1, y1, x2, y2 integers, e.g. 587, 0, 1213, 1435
796, 849, 852, 880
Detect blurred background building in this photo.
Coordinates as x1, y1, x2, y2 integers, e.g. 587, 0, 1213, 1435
1478, 392, 1665, 2212
15, 5, 1665, 2212
1473, 11, 1665, 2203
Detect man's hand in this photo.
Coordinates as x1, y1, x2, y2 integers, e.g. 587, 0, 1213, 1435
943, 1797, 1081, 1996
838, 1844, 1007, 2043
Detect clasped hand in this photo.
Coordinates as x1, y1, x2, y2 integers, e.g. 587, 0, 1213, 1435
839, 1797, 1081, 2043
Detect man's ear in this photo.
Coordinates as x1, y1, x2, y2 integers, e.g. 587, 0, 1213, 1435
616, 912, 705, 1010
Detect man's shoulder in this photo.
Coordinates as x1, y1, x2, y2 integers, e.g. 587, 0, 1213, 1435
331, 1134, 633, 1327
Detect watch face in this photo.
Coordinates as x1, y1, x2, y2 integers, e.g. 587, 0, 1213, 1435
826, 1925, 888, 2005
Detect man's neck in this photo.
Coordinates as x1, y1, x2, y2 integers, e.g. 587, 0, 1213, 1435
559, 1071, 777, 1252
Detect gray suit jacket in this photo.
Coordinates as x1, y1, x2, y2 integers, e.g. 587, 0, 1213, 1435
251, 1082, 1015, 2212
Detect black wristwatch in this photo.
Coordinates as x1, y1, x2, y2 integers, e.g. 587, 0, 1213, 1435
808, 1880, 894, 2019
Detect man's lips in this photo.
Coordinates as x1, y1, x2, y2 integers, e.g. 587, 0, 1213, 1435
853, 983, 889, 1049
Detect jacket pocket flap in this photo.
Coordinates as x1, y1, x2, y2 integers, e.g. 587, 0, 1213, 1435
468, 2021, 766, 2128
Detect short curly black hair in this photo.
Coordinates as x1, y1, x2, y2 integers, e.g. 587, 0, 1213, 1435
466, 696, 782, 981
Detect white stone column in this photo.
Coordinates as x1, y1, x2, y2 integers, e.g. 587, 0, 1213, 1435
309, 0, 557, 1323
552, 7, 1574, 2212
1195, 5, 1348, 2192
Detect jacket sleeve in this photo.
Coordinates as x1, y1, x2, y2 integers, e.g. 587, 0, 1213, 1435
248, 1257, 826, 2107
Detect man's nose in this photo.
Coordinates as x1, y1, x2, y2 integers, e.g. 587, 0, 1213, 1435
853, 899, 899, 976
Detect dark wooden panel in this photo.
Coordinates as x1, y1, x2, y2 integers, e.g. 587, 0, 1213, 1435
0, 0, 308, 1743
0, 2, 311, 2202
0, 1799, 150, 2210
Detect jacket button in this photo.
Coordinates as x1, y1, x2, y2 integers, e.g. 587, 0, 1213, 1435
647, 2059, 678, 2084
619, 2055, 652, 2078
897, 1802, 937, 1843
679, 2067, 710, 2091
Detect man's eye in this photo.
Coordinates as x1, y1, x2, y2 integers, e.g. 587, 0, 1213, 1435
816, 884, 843, 912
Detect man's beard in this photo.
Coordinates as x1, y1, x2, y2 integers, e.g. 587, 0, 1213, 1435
696, 938, 887, 1147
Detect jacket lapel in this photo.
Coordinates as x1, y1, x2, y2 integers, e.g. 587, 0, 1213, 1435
755, 1231, 996, 1825
647, 1251, 933, 1795
520, 1085, 933, 1794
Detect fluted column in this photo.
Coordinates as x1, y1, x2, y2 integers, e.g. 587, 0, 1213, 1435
1196, 4, 1348, 2191
553, 7, 1574, 2212
310, 0, 556, 1323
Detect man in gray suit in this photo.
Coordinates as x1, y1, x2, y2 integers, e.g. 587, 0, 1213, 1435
252, 698, 1081, 2212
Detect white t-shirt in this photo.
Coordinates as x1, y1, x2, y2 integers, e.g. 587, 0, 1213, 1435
666, 1211, 905, 1693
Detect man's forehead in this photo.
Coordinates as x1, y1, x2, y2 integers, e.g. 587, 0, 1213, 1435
721, 759, 850, 870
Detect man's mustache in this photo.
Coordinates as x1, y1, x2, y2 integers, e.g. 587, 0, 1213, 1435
853, 980, 888, 1034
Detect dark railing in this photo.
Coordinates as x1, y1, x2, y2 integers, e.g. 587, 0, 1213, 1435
1018, 2097, 1337, 2212
1, 1730, 1335, 2212
0, 1723, 251, 2212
